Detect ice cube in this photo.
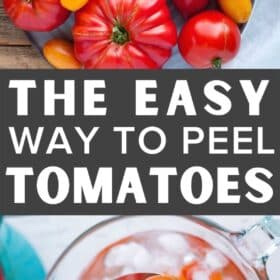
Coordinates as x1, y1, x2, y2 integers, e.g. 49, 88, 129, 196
105, 242, 147, 268
192, 270, 209, 280
131, 245, 154, 271
157, 233, 189, 255
154, 254, 181, 275
183, 253, 196, 264
120, 266, 135, 276
204, 250, 228, 271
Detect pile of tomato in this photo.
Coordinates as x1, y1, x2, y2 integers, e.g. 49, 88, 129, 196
4, 0, 252, 69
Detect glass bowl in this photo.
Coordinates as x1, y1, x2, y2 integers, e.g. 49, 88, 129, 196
47, 216, 280, 280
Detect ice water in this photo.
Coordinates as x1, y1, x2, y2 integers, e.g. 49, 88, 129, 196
81, 231, 245, 280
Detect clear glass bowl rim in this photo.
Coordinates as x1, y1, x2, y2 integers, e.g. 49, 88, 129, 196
47, 215, 262, 279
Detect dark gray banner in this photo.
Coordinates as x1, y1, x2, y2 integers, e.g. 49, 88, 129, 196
0, 70, 279, 214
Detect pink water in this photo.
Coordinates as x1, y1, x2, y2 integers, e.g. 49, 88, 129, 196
81, 231, 245, 280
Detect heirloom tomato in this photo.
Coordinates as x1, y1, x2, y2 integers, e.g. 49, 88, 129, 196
72, 0, 177, 69
173, 0, 209, 19
3, 0, 70, 32
178, 11, 241, 68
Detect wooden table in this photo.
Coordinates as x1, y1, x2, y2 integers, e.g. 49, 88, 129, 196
0, 0, 50, 69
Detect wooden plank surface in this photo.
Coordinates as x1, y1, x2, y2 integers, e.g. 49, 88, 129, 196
0, 0, 50, 68
0, 46, 51, 68
0, 1, 30, 46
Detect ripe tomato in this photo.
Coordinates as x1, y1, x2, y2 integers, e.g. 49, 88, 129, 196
180, 261, 198, 280
117, 274, 156, 280
209, 271, 223, 280
60, 0, 88, 12
218, 0, 252, 24
178, 11, 241, 68
72, 0, 177, 69
3, 0, 70, 32
43, 39, 82, 69
173, 0, 209, 19
147, 276, 177, 280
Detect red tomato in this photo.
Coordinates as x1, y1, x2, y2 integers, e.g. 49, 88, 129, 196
3, 0, 70, 31
72, 0, 177, 69
117, 273, 156, 280
178, 11, 241, 69
173, 0, 209, 18
147, 275, 177, 280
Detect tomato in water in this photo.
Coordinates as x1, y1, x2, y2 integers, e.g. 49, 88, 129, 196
178, 10, 241, 69
147, 276, 177, 280
81, 231, 245, 280
116, 274, 157, 280
180, 261, 198, 280
180, 264, 223, 280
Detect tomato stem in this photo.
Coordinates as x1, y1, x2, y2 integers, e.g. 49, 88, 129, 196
212, 57, 222, 69
112, 24, 129, 45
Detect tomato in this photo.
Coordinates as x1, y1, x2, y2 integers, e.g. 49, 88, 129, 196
209, 271, 223, 280
173, 0, 209, 19
180, 261, 198, 280
0, 269, 4, 280
72, 0, 177, 69
178, 11, 241, 69
43, 39, 82, 69
218, 0, 252, 24
3, 0, 70, 32
117, 274, 156, 280
60, 0, 88, 12
147, 276, 177, 280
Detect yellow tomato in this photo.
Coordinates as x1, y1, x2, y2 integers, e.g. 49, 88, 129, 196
60, 0, 88, 12
218, 0, 253, 24
43, 39, 82, 69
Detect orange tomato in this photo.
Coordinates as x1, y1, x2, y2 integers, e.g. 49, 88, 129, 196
209, 271, 223, 280
43, 39, 82, 69
180, 261, 198, 280
60, 0, 88, 12
218, 0, 252, 24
